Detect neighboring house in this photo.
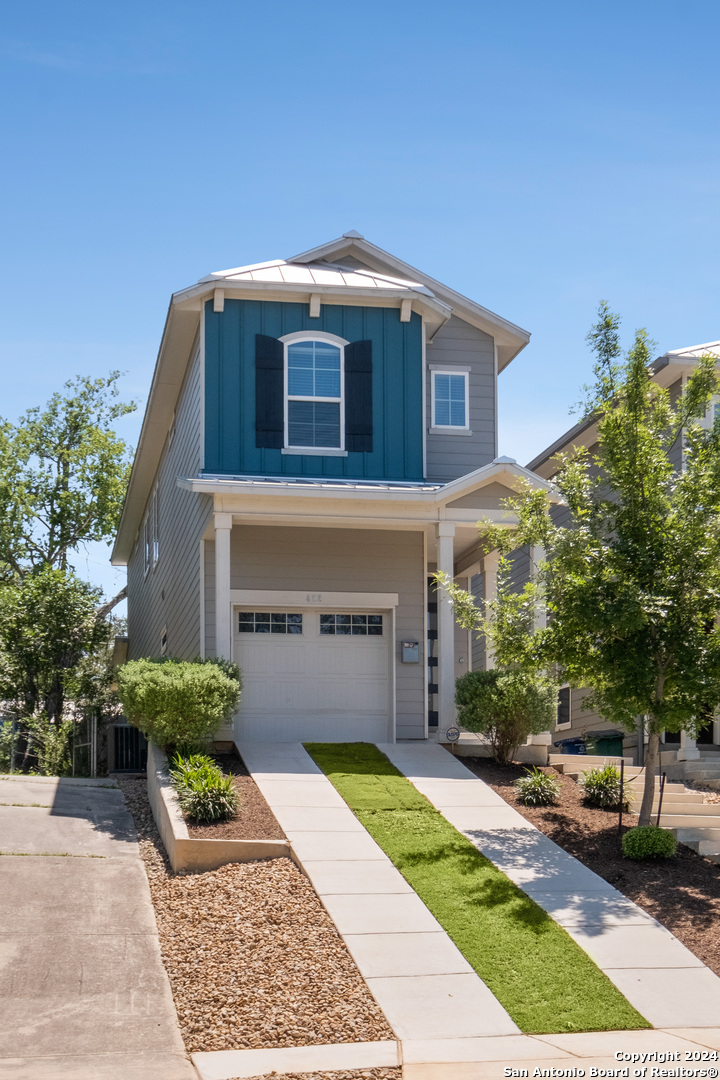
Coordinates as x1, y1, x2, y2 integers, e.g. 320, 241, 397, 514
111, 231, 558, 744
526, 338, 720, 763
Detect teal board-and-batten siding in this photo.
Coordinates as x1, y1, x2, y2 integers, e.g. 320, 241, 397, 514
204, 299, 424, 481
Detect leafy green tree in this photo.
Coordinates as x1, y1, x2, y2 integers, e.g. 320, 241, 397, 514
444, 305, 720, 826
0, 566, 113, 770
455, 668, 557, 764
0, 372, 136, 581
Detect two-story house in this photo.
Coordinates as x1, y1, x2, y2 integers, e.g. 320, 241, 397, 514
527, 338, 720, 766
111, 232, 558, 745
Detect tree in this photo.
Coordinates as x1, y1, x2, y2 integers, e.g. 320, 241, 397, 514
0, 566, 113, 770
445, 305, 720, 826
455, 668, 557, 764
0, 372, 136, 581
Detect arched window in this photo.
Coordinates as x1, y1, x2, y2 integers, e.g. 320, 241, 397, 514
282, 332, 347, 451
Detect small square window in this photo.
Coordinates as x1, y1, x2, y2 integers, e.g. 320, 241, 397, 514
432, 371, 469, 429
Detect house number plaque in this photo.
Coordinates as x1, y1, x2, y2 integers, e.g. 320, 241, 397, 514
306, 593, 322, 603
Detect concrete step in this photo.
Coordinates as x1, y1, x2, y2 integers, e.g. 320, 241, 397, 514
631, 801, 720, 817
680, 767, 720, 780
639, 811, 720, 828
675, 826, 720, 841
626, 791, 706, 805
549, 754, 633, 772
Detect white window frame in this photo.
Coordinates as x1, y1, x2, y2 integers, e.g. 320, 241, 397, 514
431, 368, 470, 432
143, 485, 159, 578
280, 331, 348, 455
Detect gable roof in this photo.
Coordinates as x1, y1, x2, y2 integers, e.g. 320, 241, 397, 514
287, 232, 531, 372
528, 338, 720, 479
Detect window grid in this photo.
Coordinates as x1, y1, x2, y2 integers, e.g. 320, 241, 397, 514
286, 338, 344, 449
237, 612, 303, 634
432, 370, 468, 429
320, 613, 383, 636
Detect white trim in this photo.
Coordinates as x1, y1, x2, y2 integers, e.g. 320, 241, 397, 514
429, 362, 471, 372
429, 427, 473, 437
493, 343, 499, 459
229, 589, 399, 608
281, 447, 348, 457
279, 330, 350, 347
282, 333, 346, 453
199, 315, 205, 472
390, 604, 397, 743
421, 320, 427, 480
431, 369, 470, 431
213, 288, 224, 313
199, 538, 206, 659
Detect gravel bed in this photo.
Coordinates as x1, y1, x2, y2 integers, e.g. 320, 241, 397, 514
117, 778, 394, 1053
460, 757, 720, 975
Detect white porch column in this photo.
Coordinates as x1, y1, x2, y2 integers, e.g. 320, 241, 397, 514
436, 522, 456, 733
482, 550, 500, 670
214, 512, 233, 660
678, 730, 700, 761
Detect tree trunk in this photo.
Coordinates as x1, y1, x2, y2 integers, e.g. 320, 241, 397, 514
639, 729, 660, 826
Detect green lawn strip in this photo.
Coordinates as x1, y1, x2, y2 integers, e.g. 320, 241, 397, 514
305, 742, 648, 1035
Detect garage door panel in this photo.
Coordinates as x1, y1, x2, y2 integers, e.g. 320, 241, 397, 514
233, 608, 391, 742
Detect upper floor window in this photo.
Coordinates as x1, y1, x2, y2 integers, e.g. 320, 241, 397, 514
255, 331, 372, 455
143, 486, 159, 576
285, 337, 344, 450
432, 370, 469, 430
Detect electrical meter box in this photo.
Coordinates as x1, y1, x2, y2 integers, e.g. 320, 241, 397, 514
401, 640, 420, 664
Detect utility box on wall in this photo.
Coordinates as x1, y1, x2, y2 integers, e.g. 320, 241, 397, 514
401, 640, 420, 664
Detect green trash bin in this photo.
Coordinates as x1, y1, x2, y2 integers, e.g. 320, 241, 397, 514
595, 735, 624, 757
584, 736, 598, 754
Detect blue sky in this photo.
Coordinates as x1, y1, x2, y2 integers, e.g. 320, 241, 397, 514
1, 0, 718, 598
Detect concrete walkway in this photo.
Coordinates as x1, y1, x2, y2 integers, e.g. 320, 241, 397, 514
0, 774, 195, 1080
221, 741, 720, 1080
379, 742, 720, 1030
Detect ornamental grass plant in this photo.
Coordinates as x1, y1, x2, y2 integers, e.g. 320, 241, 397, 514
170, 752, 239, 824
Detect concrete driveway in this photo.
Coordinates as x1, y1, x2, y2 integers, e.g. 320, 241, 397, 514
0, 774, 195, 1080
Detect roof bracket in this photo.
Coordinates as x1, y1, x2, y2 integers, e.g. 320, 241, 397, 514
309, 293, 321, 318
400, 298, 413, 323
213, 289, 225, 313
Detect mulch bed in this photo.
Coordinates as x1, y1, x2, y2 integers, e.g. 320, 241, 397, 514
460, 757, 720, 977
185, 753, 285, 841
117, 778, 394, 1054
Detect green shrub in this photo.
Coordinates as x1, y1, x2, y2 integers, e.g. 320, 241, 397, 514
622, 825, 677, 860
515, 766, 561, 807
116, 659, 241, 752
170, 753, 239, 824
580, 764, 632, 810
455, 669, 558, 765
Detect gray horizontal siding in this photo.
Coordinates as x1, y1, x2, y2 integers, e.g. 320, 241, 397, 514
426, 315, 496, 482
205, 525, 426, 739
127, 346, 213, 662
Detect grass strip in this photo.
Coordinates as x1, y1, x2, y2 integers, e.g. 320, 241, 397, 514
305, 742, 648, 1034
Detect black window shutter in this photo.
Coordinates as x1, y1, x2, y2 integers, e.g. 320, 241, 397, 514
344, 340, 373, 453
255, 334, 284, 449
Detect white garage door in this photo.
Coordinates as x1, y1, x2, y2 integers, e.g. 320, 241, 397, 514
233, 609, 392, 742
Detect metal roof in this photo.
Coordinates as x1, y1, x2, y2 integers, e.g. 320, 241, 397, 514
199, 259, 436, 297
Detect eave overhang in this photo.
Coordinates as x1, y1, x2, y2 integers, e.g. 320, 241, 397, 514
289, 233, 531, 371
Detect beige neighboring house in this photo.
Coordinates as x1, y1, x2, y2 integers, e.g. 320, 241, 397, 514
111, 232, 559, 747
526, 339, 720, 768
